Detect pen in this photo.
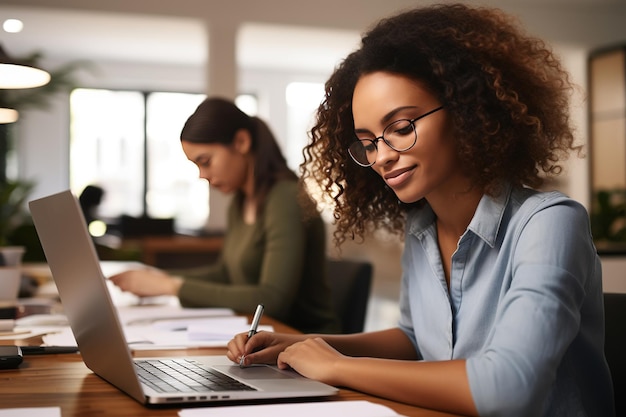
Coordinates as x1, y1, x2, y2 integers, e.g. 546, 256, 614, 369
20, 346, 79, 355
240, 304, 264, 367
248, 304, 264, 338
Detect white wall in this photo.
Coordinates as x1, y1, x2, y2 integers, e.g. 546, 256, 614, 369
601, 258, 626, 293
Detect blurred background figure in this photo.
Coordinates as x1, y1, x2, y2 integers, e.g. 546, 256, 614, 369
78, 184, 104, 228
110, 97, 340, 334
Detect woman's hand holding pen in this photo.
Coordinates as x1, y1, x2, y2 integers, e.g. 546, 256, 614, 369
226, 331, 305, 367
226, 302, 346, 382
227, 330, 347, 386
228, 304, 304, 367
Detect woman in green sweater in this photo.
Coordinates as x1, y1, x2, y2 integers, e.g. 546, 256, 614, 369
110, 97, 339, 333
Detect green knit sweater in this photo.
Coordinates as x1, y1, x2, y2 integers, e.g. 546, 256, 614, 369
176, 180, 339, 333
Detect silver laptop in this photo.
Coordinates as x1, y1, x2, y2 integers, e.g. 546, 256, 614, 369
29, 190, 338, 405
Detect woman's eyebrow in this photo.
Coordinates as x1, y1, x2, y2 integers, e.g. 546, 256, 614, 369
192, 154, 211, 164
380, 106, 419, 124
354, 105, 419, 133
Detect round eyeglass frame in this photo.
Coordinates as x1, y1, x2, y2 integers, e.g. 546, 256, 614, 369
348, 105, 444, 167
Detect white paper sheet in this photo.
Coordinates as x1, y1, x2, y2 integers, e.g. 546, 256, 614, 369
0, 319, 15, 331
0, 407, 60, 417
118, 305, 235, 326
177, 400, 404, 417
126, 321, 273, 349
0, 326, 67, 341
41, 318, 273, 349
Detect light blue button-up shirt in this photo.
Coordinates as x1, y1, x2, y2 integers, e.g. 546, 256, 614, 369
398, 184, 614, 417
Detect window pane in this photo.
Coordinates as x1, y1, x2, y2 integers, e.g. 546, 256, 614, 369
145, 92, 207, 231
235, 94, 258, 116
70, 88, 145, 219
285, 81, 336, 219
71, 89, 257, 234
285, 82, 324, 172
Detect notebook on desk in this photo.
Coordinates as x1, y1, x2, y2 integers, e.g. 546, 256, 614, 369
29, 190, 338, 406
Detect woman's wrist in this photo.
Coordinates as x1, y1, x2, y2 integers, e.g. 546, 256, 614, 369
330, 355, 357, 387
170, 276, 184, 295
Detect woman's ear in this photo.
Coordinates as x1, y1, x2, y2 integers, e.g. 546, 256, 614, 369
233, 128, 252, 154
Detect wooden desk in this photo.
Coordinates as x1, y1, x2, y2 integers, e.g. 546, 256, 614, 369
121, 235, 223, 269
1, 318, 460, 417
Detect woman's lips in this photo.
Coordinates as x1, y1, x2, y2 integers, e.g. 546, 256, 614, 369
384, 166, 416, 187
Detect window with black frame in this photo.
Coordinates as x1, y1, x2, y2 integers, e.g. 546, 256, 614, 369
69, 88, 258, 237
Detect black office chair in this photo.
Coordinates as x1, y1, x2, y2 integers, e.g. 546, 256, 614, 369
326, 258, 373, 334
604, 292, 626, 415
118, 214, 174, 237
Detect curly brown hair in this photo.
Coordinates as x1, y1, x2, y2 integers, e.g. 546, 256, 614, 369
300, 3, 580, 247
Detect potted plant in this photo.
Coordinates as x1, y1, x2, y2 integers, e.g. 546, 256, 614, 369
590, 188, 626, 253
0, 179, 33, 247
0, 50, 87, 262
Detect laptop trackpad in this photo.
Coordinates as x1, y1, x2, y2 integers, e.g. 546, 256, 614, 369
216, 365, 296, 380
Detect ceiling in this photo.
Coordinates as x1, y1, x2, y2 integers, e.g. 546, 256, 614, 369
1, 0, 626, 73
0, 7, 208, 65
0, 5, 361, 72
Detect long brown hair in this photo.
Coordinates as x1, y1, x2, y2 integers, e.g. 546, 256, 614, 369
181, 97, 297, 213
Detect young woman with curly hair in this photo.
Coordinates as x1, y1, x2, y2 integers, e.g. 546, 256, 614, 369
227, 4, 614, 416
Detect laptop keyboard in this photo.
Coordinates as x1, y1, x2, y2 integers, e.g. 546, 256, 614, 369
135, 359, 257, 393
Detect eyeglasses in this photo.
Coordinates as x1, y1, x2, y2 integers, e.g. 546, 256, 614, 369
348, 106, 444, 167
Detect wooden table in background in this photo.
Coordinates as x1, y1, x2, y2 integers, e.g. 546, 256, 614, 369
1, 317, 461, 417
121, 235, 224, 269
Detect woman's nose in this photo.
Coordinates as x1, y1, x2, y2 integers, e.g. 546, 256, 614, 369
198, 167, 211, 181
375, 140, 399, 165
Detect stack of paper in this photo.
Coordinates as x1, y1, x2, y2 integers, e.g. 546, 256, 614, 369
117, 305, 235, 326
42, 311, 273, 350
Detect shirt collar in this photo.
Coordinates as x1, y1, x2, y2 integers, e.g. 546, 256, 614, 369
407, 183, 512, 248
467, 183, 511, 248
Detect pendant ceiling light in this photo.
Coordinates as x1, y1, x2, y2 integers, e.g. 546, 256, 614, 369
0, 108, 18, 124
0, 43, 50, 89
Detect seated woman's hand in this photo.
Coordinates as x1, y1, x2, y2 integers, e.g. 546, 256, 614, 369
277, 337, 345, 385
109, 268, 182, 297
226, 331, 306, 367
